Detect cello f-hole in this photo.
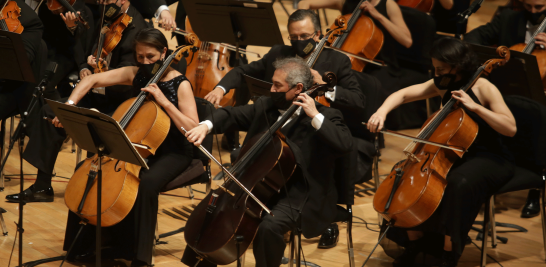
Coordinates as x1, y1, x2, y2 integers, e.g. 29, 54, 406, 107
420, 153, 430, 173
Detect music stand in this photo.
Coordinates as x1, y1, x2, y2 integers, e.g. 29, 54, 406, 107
0, 30, 37, 267
468, 43, 546, 105
243, 74, 272, 101
47, 100, 148, 267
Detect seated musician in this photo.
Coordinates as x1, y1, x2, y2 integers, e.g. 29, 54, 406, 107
201, 10, 367, 246
367, 37, 516, 267
182, 57, 353, 267
464, 0, 544, 218
5, 0, 148, 203
57, 28, 197, 266
0, 0, 43, 121
37, 0, 94, 100
203, 9, 364, 113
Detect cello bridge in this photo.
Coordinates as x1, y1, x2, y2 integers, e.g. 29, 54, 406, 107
404, 151, 420, 163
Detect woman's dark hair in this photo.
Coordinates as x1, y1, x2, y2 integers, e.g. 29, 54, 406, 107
133, 28, 169, 63
430, 37, 478, 78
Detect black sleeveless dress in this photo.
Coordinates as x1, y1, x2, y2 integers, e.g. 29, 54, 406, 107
63, 69, 194, 265
382, 86, 515, 259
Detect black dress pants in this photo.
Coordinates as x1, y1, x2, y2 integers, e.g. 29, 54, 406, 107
181, 204, 298, 267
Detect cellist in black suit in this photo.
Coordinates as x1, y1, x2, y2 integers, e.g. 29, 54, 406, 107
182, 57, 353, 267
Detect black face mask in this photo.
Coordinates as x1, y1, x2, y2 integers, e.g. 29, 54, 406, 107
290, 38, 317, 58
270, 91, 294, 110
433, 72, 467, 91
104, 0, 122, 21
138, 59, 164, 80
525, 9, 546, 25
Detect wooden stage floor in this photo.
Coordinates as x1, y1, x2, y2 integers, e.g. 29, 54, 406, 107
1, 0, 545, 266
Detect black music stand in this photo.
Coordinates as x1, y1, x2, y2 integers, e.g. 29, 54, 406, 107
244, 74, 272, 101
468, 43, 546, 105
0, 30, 37, 267
47, 100, 148, 267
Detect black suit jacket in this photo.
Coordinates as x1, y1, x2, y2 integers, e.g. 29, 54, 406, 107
217, 45, 366, 113
208, 97, 353, 238
131, 0, 167, 19
14, 0, 43, 63
464, 9, 526, 47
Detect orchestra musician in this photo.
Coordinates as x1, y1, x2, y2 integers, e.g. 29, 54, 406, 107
96, 0, 177, 31
182, 57, 353, 267
5, 0, 147, 203
60, 28, 198, 266
0, 0, 44, 121
463, 0, 546, 218
367, 37, 516, 267
201, 9, 368, 247
37, 0, 94, 100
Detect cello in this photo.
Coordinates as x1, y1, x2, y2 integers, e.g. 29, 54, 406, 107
372, 46, 510, 228
327, 0, 384, 72
184, 18, 236, 107
397, 0, 434, 13
0, 0, 23, 33
509, 16, 546, 89
64, 46, 193, 226
183, 73, 337, 265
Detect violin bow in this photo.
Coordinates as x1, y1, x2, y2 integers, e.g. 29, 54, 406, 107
180, 126, 273, 215
362, 122, 465, 153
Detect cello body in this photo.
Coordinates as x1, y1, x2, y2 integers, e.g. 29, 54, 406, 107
184, 18, 235, 107
397, 0, 434, 13
328, 14, 384, 72
64, 98, 170, 226
373, 107, 478, 228
184, 133, 296, 264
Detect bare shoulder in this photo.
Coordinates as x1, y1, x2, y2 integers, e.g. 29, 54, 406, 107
473, 78, 501, 106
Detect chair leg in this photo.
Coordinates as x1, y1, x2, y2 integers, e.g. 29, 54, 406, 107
76, 146, 82, 165
373, 154, 382, 225
288, 231, 302, 267
288, 232, 294, 267
186, 186, 195, 199
481, 198, 491, 267
490, 196, 498, 248
540, 185, 546, 260
1, 118, 6, 190
71, 138, 76, 153
346, 205, 355, 267
0, 207, 7, 235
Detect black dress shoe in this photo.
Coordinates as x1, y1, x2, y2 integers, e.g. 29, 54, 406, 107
521, 189, 541, 218
5, 185, 54, 203
439, 250, 460, 267
318, 223, 339, 249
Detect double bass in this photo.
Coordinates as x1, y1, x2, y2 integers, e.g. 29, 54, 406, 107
509, 16, 546, 89
184, 18, 236, 107
372, 47, 510, 228
327, 0, 384, 72
64, 46, 192, 226
183, 74, 337, 265
0, 0, 23, 33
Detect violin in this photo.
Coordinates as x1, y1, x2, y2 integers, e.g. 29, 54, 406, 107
327, 0, 384, 72
397, 0, 434, 13
64, 46, 193, 226
0, 0, 23, 33
372, 46, 510, 228
46, 0, 90, 29
93, 12, 132, 73
183, 73, 337, 265
509, 16, 546, 89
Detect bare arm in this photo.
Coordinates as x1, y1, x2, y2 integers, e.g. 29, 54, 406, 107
438, 0, 453, 10
141, 80, 199, 133
452, 78, 516, 137
67, 66, 138, 104
367, 79, 438, 132
297, 0, 344, 10
362, 0, 412, 48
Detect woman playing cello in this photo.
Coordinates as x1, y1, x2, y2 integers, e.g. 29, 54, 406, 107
61, 28, 198, 266
367, 37, 516, 267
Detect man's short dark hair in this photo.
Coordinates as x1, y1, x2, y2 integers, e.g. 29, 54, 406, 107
288, 9, 321, 32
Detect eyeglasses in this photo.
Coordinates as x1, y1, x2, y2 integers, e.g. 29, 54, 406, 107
288, 32, 316, 41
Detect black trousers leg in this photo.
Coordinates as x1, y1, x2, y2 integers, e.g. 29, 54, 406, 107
43, 54, 75, 101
